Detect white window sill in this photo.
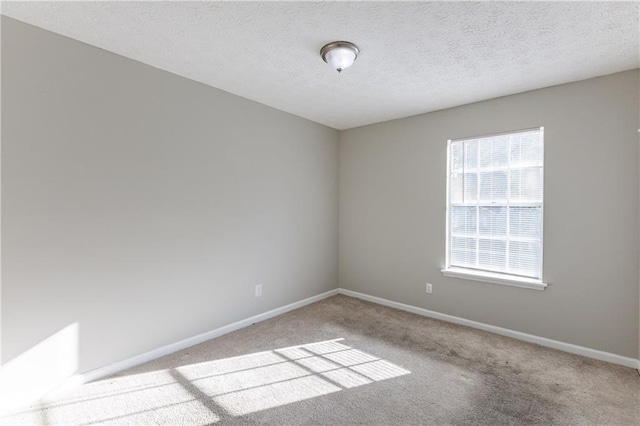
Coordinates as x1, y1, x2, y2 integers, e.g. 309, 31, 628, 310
442, 268, 547, 291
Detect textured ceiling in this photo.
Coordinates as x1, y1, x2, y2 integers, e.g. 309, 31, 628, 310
2, 1, 639, 130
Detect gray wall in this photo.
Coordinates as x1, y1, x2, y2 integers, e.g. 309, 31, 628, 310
2, 15, 639, 375
340, 70, 640, 358
1, 17, 339, 373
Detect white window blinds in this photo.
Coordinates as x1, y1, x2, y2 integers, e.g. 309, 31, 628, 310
447, 128, 544, 280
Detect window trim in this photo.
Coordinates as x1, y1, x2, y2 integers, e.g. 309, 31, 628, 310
443, 127, 546, 290
442, 267, 547, 291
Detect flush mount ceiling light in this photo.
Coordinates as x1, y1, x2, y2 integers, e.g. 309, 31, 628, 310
320, 41, 359, 73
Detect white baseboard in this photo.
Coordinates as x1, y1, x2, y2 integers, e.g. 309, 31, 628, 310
338, 288, 640, 370
43, 285, 640, 396
68, 288, 339, 386
9, 284, 635, 417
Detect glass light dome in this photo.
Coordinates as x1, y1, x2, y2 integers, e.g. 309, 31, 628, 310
320, 41, 359, 73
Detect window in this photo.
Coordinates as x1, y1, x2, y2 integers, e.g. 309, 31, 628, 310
443, 128, 545, 290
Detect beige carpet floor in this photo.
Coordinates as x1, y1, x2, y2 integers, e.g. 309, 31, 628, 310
3, 294, 639, 425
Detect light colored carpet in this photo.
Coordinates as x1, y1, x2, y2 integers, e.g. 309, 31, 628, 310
3, 294, 639, 425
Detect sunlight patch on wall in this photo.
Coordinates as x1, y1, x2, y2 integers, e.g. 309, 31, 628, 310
0, 323, 79, 416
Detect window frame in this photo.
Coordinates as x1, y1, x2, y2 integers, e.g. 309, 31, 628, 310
442, 127, 547, 291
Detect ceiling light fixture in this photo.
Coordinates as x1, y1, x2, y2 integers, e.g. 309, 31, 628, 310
320, 41, 359, 73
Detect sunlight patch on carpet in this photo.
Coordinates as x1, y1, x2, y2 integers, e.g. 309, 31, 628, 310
1, 338, 410, 424
182, 339, 411, 416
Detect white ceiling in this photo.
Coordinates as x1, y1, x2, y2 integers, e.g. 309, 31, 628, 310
2, 1, 639, 130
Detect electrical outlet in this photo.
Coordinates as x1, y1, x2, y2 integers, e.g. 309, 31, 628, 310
255, 285, 263, 297
426, 283, 433, 294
